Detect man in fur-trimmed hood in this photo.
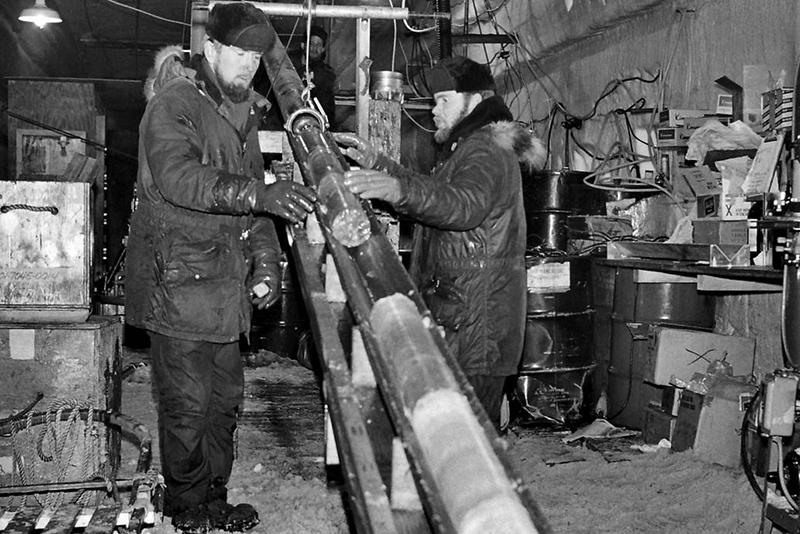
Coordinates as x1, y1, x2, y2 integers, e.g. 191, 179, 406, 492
334, 56, 545, 432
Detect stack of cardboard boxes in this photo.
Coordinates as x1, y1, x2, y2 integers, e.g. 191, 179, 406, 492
640, 327, 757, 468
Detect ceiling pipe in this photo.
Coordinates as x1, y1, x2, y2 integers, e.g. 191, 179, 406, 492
207, 0, 411, 20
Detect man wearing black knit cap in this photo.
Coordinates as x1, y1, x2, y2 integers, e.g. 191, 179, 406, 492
126, 3, 316, 533
334, 56, 546, 431
292, 24, 337, 127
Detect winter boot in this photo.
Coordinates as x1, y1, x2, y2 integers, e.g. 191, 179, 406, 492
171, 505, 212, 534
206, 499, 259, 532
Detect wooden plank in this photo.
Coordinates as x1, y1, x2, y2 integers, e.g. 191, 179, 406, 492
82, 502, 119, 534
40, 504, 80, 534
1, 507, 39, 534
290, 229, 399, 534
697, 274, 782, 292
633, 269, 696, 284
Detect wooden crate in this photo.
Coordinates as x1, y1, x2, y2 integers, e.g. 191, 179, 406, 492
0, 180, 92, 322
0, 316, 123, 483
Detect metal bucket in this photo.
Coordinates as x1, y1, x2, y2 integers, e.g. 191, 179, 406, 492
370, 70, 404, 102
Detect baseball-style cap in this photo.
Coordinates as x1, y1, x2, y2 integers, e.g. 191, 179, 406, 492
426, 56, 496, 95
206, 2, 275, 55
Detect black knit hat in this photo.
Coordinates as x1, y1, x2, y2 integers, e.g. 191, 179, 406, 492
427, 56, 496, 95
206, 2, 274, 55
308, 25, 327, 45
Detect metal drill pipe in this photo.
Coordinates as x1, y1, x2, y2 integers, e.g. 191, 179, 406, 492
257, 19, 371, 247
369, 295, 541, 534
0, 479, 135, 497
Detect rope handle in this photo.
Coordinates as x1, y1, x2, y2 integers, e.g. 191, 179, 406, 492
1, 204, 59, 215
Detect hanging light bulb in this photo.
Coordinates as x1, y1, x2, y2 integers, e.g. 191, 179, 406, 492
19, 0, 62, 29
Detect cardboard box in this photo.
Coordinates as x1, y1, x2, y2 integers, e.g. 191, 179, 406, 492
761, 88, 793, 132
683, 115, 732, 129
0, 180, 93, 322
661, 385, 684, 416
672, 386, 756, 468
656, 126, 696, 148
692, 219, 749, 245
644, 326, 756, 385
677, 167, 721, 218
643, 405, 676, 444
659, 108, 707, 127
721, 195, 754, 220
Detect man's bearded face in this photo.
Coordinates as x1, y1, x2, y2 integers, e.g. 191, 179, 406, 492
211, 43, 261, 103
432, 90, 473, 143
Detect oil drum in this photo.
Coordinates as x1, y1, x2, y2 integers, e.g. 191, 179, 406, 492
516, 254, 595, 425
605, 267, 714, 429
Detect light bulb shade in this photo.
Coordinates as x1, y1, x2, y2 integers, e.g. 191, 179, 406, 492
19, 0, 62, 27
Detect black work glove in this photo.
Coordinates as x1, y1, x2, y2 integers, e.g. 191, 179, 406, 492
251, 181, 317, 224
332, 132, 379, 169
252, 273, 279, 310
343, 169, 401, 205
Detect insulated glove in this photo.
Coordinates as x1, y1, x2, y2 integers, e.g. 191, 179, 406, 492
343, 169, 402, 205
332, 132, 379, 169
251, 181, 316, 224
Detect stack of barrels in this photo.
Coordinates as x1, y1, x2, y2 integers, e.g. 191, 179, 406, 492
516, 169, 605, 426
603, 269, 713, 429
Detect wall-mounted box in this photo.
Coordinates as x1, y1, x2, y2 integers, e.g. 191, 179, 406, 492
0, 179, 93, 322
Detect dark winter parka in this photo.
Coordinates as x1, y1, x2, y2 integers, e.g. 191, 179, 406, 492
375, 95, 545, 376
126, 46, 280, 343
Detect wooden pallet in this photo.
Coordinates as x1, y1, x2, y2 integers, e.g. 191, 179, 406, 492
1, 502, 119, 534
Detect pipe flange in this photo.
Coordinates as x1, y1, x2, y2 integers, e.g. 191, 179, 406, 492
285, 107, 327, 133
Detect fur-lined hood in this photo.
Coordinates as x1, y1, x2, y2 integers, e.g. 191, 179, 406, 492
143, 45, 188, 102
489, 120, 547, 171
440, 95, 546, 171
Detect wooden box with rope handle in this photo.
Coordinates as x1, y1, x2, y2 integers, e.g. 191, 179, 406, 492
0, 176, 94, 323
0, 315, 123, 496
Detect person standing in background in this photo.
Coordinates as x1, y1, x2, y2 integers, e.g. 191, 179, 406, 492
292, 24, 337, 128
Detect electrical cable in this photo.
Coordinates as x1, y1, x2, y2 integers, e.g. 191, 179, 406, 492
388, 0, 398, 71
742, 388, 766, 501
82, 0, 116, 77
2, 105, 137, 163
582, 164, 686, 212
775, 437, 800, 513
402, 107, 436, 133
99, 0, 189, 26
